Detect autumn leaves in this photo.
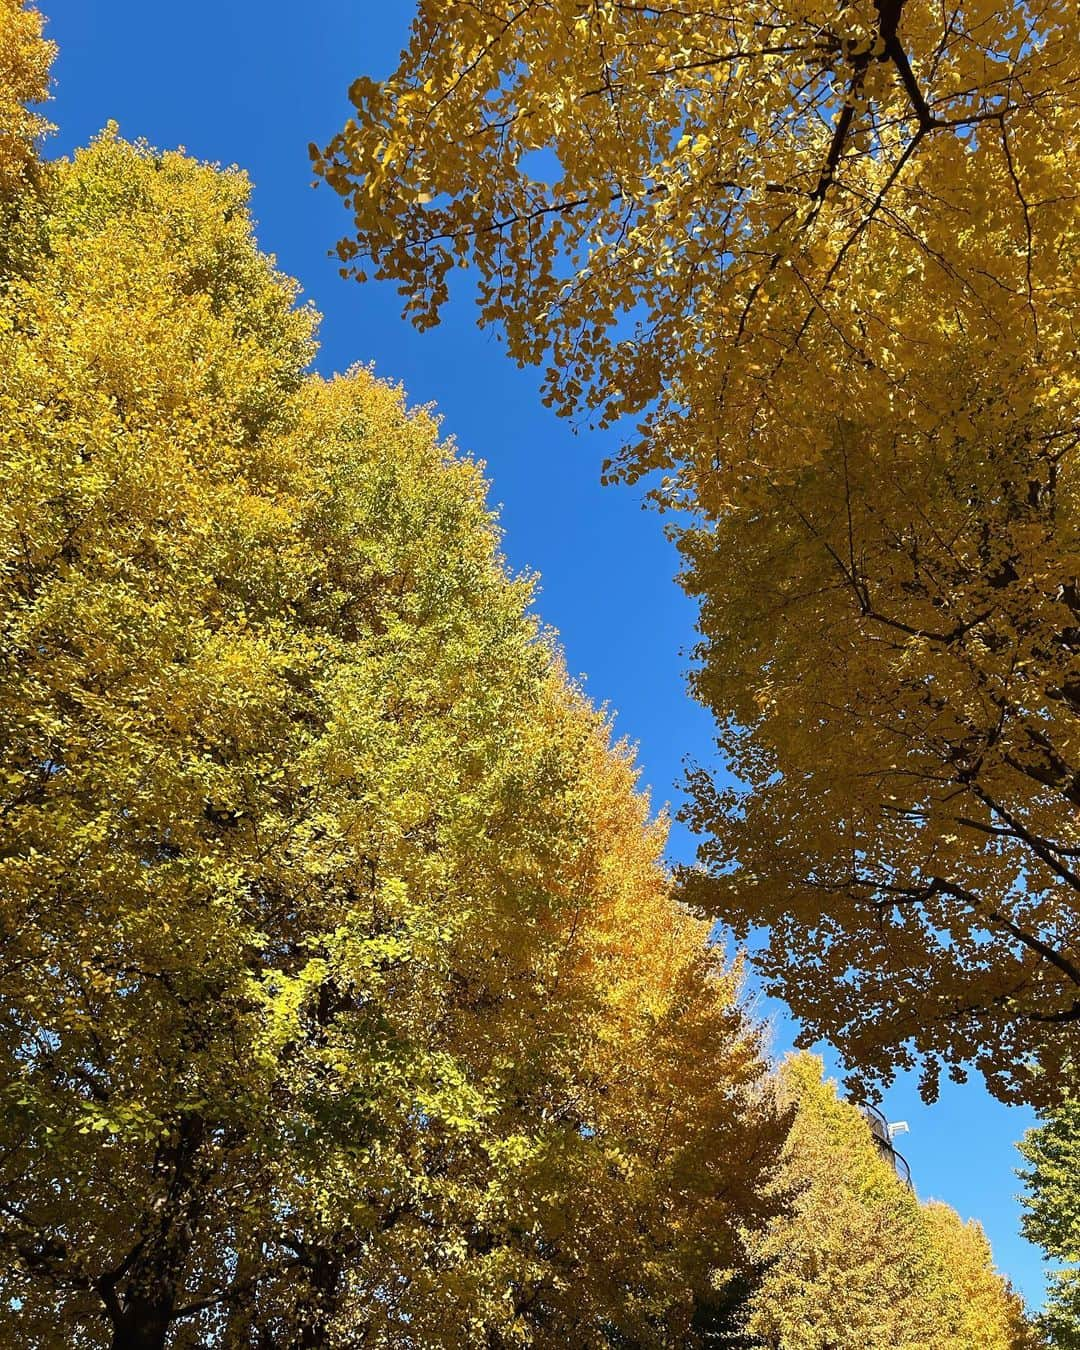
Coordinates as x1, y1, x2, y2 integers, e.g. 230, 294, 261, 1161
0, 0, 1073, 1345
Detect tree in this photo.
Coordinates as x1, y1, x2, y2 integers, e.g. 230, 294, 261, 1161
0, 109, 786, 1350
317, 0, 1080, 1104
1019, 1101, 1080, 1347
921, 1202, 1039, 1350
316, 0, 1078, 498
742, 1055, 1034, 1350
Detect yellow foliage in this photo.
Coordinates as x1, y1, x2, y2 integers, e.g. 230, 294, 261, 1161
318, 0, 1080, 497
743, 1056, 1033, 1350
0, 0, 52, 189
678, 411, 1080, 1105
0, 127, 783, 1347
922, 1202, 1037, 1350
0, 16, 1036, 1345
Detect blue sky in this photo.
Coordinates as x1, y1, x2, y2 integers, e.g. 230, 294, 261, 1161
40, 0, 1049, 1310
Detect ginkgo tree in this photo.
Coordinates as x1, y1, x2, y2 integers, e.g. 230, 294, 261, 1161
0, 17, 788, 1345
743, 1054, 1034, 1350
0, 5, 1045, 1345
318, 0, 1080, 1105
678, 415, 1080, 1106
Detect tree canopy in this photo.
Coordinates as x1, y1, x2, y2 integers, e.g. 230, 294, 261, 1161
318, 0, 1080, 1106
678, 417, 1080, 1105
743, 1055, 1033, 1350
0, 0, 51, 189
0, 84, 785, 1350
316, 0, 1078, 497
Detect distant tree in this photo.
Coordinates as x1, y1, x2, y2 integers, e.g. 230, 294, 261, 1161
921, 1202, 1040, 1350
317, 0, 1080, 1106
742, 1055, 1034, 1350
1019, 1101, 1080, 1348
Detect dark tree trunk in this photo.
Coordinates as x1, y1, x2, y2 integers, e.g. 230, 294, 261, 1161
109, 1298, 175, 1350
101, 1111, 209, 1350
292, 1247, 342, 1349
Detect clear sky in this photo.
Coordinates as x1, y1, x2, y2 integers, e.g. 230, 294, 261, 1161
39, 0, 1050, 1311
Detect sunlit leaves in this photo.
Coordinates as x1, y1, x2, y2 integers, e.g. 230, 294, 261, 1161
319, 0, 1080, 495
744, 1056, 1034, 1350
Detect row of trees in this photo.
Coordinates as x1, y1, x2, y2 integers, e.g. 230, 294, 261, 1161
0, 3, 1052, 1345
0, 85, 777, 1345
